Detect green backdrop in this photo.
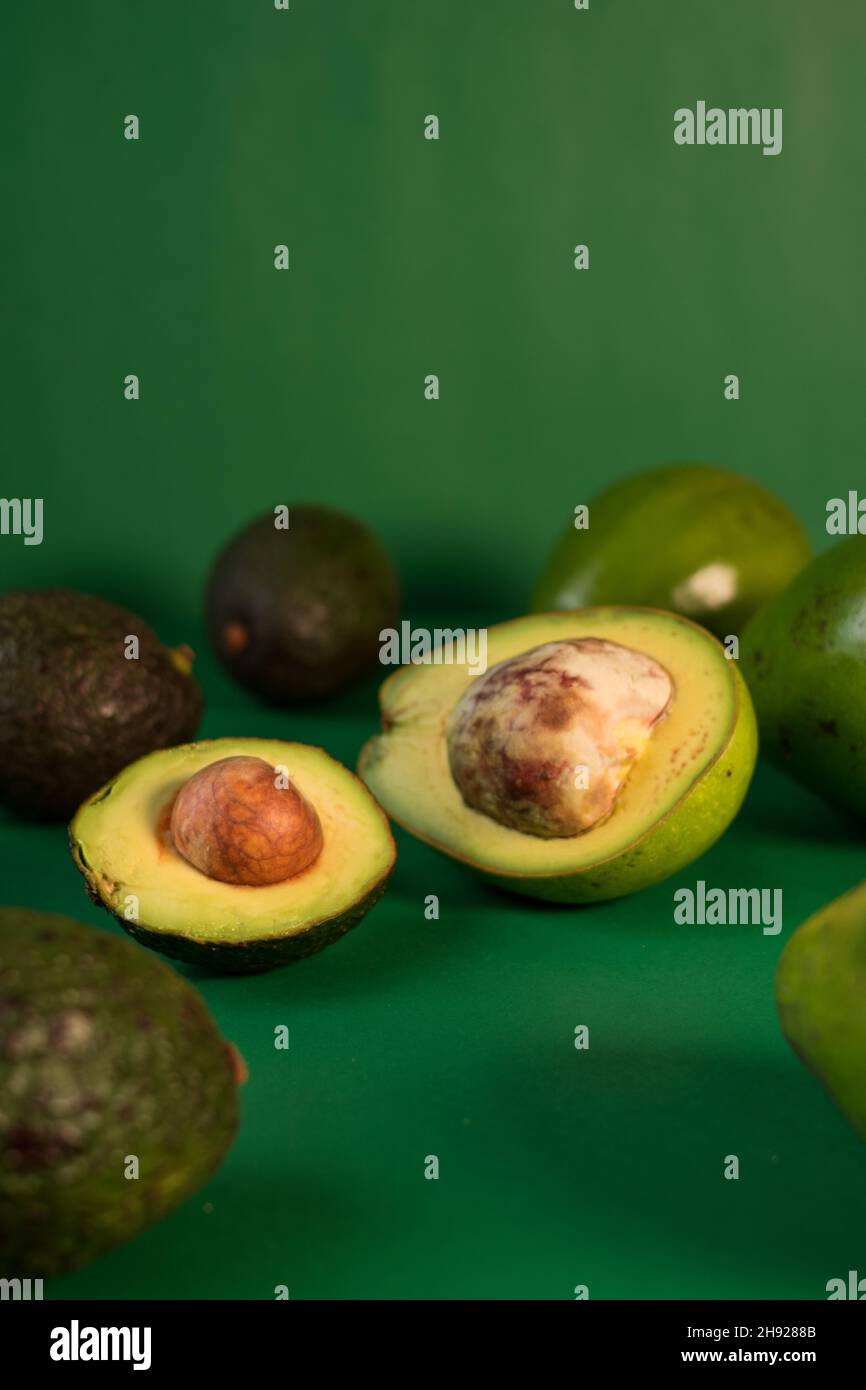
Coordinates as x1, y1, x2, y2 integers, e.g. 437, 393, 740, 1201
3, 1, 866, 1299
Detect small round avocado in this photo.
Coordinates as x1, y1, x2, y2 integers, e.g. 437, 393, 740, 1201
206, 506, 400, 701
70, 738, 397, 972
0, 589, 203, 819
0, 908, 240, 1276
533, 464, 810, 639
359, 608, 757, 904
741, 535, 866, 817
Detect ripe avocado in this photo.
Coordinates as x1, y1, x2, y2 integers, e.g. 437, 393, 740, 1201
532, 464, 810, 639
359, 608, 756, 903
0, 908, 240, 1276
741, 536, 866, 817
776, 881, 866, 1146
206, 506, 400, 701
70, 738, 396, 972
0, 590, 202, 819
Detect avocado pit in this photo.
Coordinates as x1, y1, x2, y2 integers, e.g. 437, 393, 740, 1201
169, 755, 323, 886
446, 638, 673, 837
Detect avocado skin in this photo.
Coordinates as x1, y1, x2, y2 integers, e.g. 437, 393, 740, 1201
776, 882, 866, 1145
70, 827, 394, 973
533, 465, 809, 639
0, 908, 239, 1276
0, 590, 202, 819
741, 536, 866, 817
206, 506, 400, 701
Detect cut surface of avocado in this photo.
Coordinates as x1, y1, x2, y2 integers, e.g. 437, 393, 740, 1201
71, 738, 396, 970
359, 608, 756, 903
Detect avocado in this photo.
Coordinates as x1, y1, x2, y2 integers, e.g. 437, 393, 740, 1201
776, 881, 866, 1146
0, 590, 203, 819
359, 608, 756, 903
206, 506, 400, 701
0, 908, 240, 1276
532, 464, 810, 639
741, 536, 866, 817
70, 738, 396, 972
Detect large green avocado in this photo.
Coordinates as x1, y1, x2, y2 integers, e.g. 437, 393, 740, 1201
777, 881, 866, 1146
359, 609, 756, 904
533, 464, 810, 639
0, 590, 202, 819
741, 536, 866, 817
0, 909, 240, 1276
206, 506, 400, 701
70, 738, 396, 972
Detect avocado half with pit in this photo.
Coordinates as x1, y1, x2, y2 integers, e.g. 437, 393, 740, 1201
70, 738, 396, 972
359, 609, 756, 903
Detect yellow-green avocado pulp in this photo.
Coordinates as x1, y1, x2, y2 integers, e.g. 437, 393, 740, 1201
70, 738, 396, 972
358, 609, 757, 904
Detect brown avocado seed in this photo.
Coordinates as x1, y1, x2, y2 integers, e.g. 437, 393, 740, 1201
170, 755, 323, 886
447, 638, 673, 838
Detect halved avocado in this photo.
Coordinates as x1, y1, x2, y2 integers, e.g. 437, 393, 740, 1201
70, 738, 396, 972
359, 609, 756, 903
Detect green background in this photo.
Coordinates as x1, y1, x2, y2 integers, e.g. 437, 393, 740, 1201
3, 1, 866, 1299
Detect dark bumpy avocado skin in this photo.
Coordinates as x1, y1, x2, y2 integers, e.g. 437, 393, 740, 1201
0, 909, 238, 1276
741, 536, 866, 817
0, 590, 202, 819
206, 506, 400, 701
70, 829, 394, 974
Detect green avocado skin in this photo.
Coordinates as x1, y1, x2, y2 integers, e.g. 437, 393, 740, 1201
0, 590, 202, 819
533, 465, 810, 639
777, 883, 866, 1145
206, 506, 400, 701
70, 828, 394, 974
0, 909, 238, 1277
741, 536, 866, 817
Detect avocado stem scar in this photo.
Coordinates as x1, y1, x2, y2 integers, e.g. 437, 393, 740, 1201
223, 622, 249, 656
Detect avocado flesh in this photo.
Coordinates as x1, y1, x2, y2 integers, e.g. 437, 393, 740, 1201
0, 908, 238, 1276
741, 535, 866, 818
70, 738, 396, 971
533, 465, 810, 639
359, 609, 756, 903
776, 881, 866, 1145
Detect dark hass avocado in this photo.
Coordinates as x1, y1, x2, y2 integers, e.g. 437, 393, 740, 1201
0, 908, 240, 1277
777, 881, 866, 1146
741, 535, 866, 818
359, 608, 756, 904
533, 464, 810, 638
70, 738, 396, 972
206, 506, 400, 701
0, 590, 202, 819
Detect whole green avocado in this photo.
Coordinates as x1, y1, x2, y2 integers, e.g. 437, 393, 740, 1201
0, 909, 241, 1276
206, 505, 400, 701
741, 536, 866, 817
533, 464, 810, 638
777, 882, 866, 1145
0, 590, 203, 819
